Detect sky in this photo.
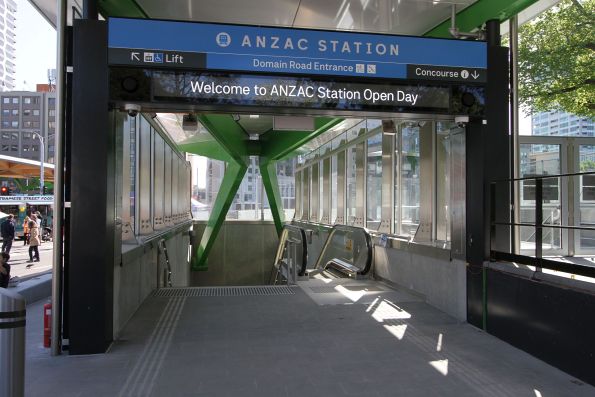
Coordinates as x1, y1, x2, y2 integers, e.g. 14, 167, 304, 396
15, 0, 57, 91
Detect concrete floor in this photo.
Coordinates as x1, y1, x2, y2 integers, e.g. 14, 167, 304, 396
24, 279, 594, 397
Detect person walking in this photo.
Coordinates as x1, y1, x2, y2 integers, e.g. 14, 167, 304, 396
0, 252, 10, 288
1, 214, 15, 255
27, 216, 40, 264
23, 215, 30, 245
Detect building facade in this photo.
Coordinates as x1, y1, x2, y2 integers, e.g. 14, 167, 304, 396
0, 91, 56, 163
531, 110, 595, 137
0, 0, 16, 91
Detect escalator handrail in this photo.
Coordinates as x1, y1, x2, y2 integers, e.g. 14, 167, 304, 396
271, 224, 309, 280
314, 224, 373, 276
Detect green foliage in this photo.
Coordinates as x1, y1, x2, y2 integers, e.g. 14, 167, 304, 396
580, 159, 595, 171
518, 0, 595, 117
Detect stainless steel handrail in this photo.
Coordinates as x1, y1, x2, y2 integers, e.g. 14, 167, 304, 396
157, 239, 172, 288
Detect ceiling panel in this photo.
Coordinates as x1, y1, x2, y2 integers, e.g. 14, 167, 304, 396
138, 0, 301, 26
136, 0, 476, 35
294, 0, 476, 35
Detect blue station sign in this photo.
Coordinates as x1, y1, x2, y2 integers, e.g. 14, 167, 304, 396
108, 18, 487, 83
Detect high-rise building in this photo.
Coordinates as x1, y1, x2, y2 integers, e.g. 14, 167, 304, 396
204, 156, 295, 219
0, 90, 56, 163
0, 0, 17, 91
531, 110, 595, 137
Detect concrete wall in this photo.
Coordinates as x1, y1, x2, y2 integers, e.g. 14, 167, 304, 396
374, 242, 467, 321
113, 229, 191, 338
191, 221, 279, 286
300, 225, 467, 322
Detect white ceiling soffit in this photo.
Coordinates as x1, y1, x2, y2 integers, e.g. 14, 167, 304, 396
500, 0, 562, 35
27, 0, 83, 28
138, 0, 477, 36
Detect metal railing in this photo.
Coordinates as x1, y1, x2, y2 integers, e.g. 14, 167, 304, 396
270, 225, 308, 285
490, 171, 595, 278
314, 225, 373, 277
157, 239, 172, 288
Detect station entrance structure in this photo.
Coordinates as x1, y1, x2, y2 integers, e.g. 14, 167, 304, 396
44, 0, 595, 388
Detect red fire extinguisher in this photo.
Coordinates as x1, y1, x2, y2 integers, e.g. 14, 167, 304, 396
43, 303, 52, 348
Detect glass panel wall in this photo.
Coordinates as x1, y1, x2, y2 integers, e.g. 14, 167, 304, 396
296, 117, 454, 247
400, 124, 420, 237
519, 144, 562, 252
436, 122, 451, 242
578, 145, 595, 251
346, 146, 357, 225
366, 133, 382, 230
331, 154, 337, 223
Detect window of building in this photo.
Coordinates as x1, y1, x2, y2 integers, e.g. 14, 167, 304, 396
2, 109, 8, 116
10, 109, 17, 116
23, 145, 28, 152
23, 109, 31, 116
10, 145, 17, 151
11, 97, 18, 104
10, 132, 17, 140
2, 98, 8, 104
1, 144, 8, 151
24, 97, 31, 104
48, 121, 55, 129
10, 121, 17, 128
31, 145, 39, 152
48, 109, 55, 117
33, 109, 40, 116
1, 132, 8, 139
23, 121, 31, 128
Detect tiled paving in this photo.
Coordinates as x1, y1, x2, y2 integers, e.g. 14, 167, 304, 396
24, 280, 594, 396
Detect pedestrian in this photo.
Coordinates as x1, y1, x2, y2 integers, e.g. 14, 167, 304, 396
35, 211, 42, 228
1, 214, 15, 255
0, 252, 10, 288
27, 216, 40, 264
23, 215, 30, 245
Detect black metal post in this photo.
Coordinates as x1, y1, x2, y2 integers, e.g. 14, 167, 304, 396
490, 182, 496, 260
83, 0, 99, 20
535, 178, 543, 260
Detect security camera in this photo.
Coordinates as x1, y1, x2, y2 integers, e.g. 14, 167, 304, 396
124, 103, 141, 117
454, 115, 469, 128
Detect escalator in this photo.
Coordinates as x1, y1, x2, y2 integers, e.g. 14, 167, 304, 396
270, 224, 373, 284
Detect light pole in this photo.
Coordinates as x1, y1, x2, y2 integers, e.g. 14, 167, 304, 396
32, 132, 45, 195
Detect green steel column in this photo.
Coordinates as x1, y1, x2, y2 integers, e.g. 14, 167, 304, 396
193, 161, 247, 270
189, 114, 251, 270
260, 159, 285, 235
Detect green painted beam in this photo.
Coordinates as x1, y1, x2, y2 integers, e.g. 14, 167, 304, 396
197, 114, 250, 164
178, 135, 234, 163
260, 160, 285, 235
99, 0, 148, 18
192, 161, 248, 270
425, 0, 539, 38
260, 117, 343, 161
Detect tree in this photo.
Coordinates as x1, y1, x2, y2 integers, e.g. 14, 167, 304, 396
518, 0, 594, 117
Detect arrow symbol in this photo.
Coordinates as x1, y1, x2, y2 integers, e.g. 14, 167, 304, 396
471, 70, 480, 79
131, 52, 140, 61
